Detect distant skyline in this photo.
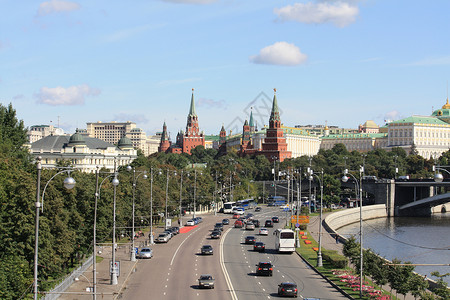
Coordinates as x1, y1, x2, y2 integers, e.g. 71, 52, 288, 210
1, 0, 450, 137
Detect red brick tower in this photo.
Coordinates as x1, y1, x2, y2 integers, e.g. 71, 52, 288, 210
261, 89, 291, 162
182, 89, 205, 154
219, 124, 227, 147
158, 121, 171, 153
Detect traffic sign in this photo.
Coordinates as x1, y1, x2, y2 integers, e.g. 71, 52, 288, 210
291, 215, 309, 224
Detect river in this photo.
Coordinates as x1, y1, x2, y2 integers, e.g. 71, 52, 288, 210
337, 213, 450, 285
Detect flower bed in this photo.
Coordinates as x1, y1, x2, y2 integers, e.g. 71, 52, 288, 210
332, 270, 391, 300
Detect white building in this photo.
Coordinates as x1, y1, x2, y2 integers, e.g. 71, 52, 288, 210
385, 115, 450, 159
27, 125, 65, 143
29, 131, 137, 173
86, 121, 150, 155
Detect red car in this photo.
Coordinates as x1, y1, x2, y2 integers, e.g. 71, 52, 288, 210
234, 220, 243, 228
232, 213, 240, 219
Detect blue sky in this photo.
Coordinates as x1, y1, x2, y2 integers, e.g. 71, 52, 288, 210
1, 0, 450, 137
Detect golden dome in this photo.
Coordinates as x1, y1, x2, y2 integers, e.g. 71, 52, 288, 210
442, 98, 450, 109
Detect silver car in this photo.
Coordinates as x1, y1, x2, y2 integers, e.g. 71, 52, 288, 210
157, 233, 169, 243
198, 274, 215, 289
259, 228, 269, 235
246, 222, 255, 230
137, 247, 153, 259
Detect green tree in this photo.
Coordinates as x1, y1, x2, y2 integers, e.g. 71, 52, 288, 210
430, 271, 450, 299
408, 273, 429, 300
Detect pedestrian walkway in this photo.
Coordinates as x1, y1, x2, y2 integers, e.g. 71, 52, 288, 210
58, 230, 159, 299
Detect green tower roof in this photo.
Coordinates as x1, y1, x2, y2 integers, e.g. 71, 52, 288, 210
188, 88, 197, 117
249, 110, 255, 127
270, 88, 280, 122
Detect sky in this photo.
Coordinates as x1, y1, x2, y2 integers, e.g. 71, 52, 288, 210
1, 0, 450, 138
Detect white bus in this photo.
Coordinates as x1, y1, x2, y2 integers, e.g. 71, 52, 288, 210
223, 201, 237, 214
274, 229, 295, 253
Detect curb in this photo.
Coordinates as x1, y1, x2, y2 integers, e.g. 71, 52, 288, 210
295, 251, 354, 300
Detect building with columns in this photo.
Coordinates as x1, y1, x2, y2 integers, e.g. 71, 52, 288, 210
29, 130, 137, 173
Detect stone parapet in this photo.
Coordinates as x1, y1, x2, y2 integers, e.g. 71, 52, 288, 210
323, 204, 388, 237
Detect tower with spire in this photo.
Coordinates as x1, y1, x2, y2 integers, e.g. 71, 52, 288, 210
158, 89, 205, 155
182, 88, 205, 154
261, 88, 291, 162
158, 121, 171, 152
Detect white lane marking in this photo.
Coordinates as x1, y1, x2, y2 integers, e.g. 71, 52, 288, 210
170, 227, 200, 266
220, 227, 238, 300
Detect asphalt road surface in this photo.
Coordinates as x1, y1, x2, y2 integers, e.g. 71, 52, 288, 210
122, 207, 347, 299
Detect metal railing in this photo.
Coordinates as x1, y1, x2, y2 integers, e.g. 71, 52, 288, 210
43, 255, 94, 300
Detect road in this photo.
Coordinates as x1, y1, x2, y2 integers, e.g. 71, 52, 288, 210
224, 208, 347, 299
122, 207, 347, 299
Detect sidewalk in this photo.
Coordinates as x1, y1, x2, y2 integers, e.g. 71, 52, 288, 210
58, 231, 158, 299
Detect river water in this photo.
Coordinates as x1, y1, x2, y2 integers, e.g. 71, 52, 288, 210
337, 213, 450, 285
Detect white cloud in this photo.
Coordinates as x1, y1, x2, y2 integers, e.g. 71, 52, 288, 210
384, 110, 401, 122
161, 0, 217, 4
274, 1, 359, 27
156, 77, 201, 87
197, 98, 227, 109
103, 24, 165, 43
113, 113, 149, 124
38, 0, 81, 16
250, 42, 307, 66
35, 84, 100, 106
407, 56, 450, 66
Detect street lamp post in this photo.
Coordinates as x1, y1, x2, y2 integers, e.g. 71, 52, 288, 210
127, 166, 147, 261
110, 172, 120, 285
149, 168, 155, 244
93, 169, 121, 299
307, 167, 312, 213
34, 157, 76, 299
309, 169, 324, 267
296, 168, 301, 248
342, 166, 364, 299
179, 170, 184, 226
165, 169, 169, 229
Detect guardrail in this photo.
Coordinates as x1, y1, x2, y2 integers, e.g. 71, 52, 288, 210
43, 255, 94, 300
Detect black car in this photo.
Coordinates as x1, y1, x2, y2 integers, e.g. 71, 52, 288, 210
265, 220, 273, 228
253, 242, 265, 252
201, 245, 213, 255
214, 223, 224, 231
222, 218, 230, 225
252, 219, 260, 227
255, 207, 262, 212
171, 227, 180, 234
256, 262, 273, 276
245, 235, 256, 244
272, 216, 280, 223
278, 282, 298, 297
210, 230, 221, 239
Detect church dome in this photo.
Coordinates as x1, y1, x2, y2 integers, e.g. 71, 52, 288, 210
69, 130, 86, 145
118, 136, 133, 147
431, 98, 450, 123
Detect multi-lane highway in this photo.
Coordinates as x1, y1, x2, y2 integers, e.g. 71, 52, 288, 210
122, 207, 347, 299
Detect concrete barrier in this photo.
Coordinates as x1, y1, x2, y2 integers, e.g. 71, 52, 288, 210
324, 204, 388, 240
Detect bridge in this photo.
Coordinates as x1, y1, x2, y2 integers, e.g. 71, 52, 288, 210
399, 192, 450, 215
261, 179, 450, 217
